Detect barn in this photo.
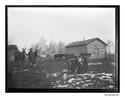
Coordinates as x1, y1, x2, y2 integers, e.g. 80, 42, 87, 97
65, 38, 107, 60
8, 45, 18, 62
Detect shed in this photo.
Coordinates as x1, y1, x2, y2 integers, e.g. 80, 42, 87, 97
65, 38, 107, 59
8, 45, 18, 62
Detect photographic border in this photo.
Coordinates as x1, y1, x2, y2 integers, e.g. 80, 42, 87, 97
5, 5, 120, 93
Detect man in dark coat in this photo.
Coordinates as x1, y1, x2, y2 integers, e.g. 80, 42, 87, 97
28, 48, 33, 66
77, 53, 89, 74
28, 48, 38, 66
82, 56, 88, 73
77, 56, 83, 74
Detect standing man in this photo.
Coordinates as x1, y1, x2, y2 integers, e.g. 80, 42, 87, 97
83, 55, 88, 73
78, 53, 89, 74
28, 48, 33, 66
21, 48, 26, 67
77, 56, 83, 74
33, 50, 38, 66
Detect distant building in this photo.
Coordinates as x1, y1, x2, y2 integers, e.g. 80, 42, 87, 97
8, 45, 18, 62
8, 45, 18, 51
65, 38, 107, 59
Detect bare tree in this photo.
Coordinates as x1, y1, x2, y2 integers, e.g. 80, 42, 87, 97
57, 41, 65, 54
106, 40, 114, 54
47, 41, 57, 56
30, 37, 66, 56
34, 37, 48, 56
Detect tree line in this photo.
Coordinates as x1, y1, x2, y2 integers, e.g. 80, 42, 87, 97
30, 37, 66, 57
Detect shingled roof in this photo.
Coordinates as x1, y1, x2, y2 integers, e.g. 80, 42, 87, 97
66, 38, 107, 48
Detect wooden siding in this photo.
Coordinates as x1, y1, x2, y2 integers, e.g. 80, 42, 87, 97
87, 40, 106, 59
65, 45, 87, 56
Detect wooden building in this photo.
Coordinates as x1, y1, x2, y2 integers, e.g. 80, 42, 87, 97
65, 38, 107, 59
8, 45, 18, 62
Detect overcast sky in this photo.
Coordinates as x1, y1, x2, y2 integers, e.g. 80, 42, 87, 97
8, 7, 115, 49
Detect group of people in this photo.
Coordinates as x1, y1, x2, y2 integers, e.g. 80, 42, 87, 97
67, 53, 89, 74
8, 45, 89, 73
13, 48, 38, 67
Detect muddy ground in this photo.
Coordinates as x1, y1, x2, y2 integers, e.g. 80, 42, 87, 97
7, 59, 118, 90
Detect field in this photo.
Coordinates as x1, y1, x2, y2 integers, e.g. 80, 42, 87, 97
7, 58, 118, 90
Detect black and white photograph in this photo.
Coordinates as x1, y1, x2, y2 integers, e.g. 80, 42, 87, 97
6, 5, 120, 92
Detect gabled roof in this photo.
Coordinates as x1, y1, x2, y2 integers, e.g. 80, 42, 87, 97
66, 38, 107, 48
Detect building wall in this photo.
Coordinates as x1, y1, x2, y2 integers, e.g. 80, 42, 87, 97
87, 40, 106, 59
65, 45, 87, 56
